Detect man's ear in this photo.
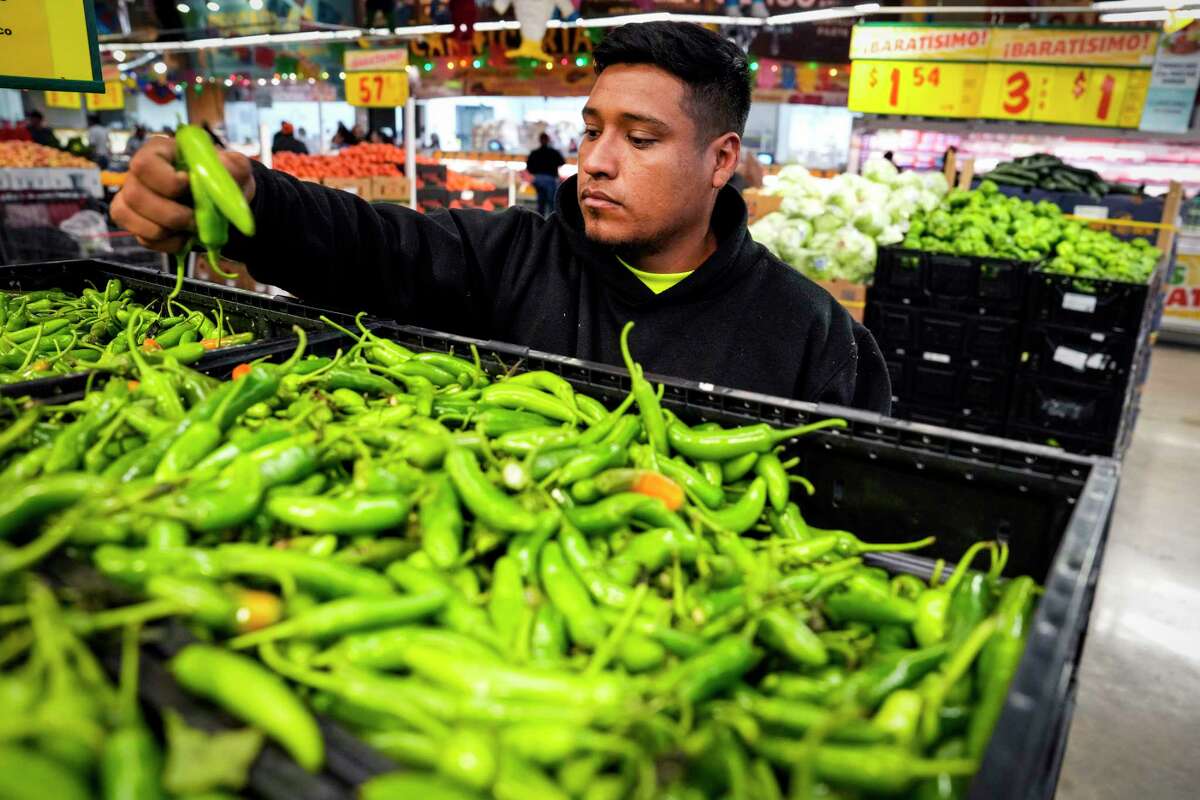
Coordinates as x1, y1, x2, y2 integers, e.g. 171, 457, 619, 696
711, 133, 741, 190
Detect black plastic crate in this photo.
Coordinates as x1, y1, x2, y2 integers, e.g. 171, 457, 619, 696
866, 302, 1021, 368
926, 252, 1032, 314
1019, 324, 1137, 386
1029, 271, 1151, 335
0, 259, 356, 399
899, 402, 1007, 437
1006, 422, 1117, 458
1009, 374, 1125, 442
37, 319, 1118, 800
874, 246, 1035, 314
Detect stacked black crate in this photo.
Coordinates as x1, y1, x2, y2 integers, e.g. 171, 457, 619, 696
1008, 267, 1163, 456
867, 248, 1031, 436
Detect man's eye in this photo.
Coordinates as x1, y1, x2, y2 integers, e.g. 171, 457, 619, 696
583, 129, 600, 140
629, 136, 655, 148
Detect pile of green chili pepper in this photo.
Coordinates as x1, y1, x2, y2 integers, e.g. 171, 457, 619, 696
0, 279, 254, 385
0, 314, 1040, 800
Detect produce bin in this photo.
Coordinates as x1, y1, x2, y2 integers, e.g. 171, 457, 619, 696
90, 319, 1120, 800
865, 301, 1022, 369
874, 247, 1037, 315
1029, 270, 1157, 336
0, 259, 356, 399
1019, 324, 1138, 387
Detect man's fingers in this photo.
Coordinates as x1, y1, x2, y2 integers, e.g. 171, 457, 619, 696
112, 194, 186, 247
118, 178, 195, 233
133, 137, 189, 198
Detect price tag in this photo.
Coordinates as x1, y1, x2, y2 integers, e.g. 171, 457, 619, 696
0, 2, 102, 92
1062, 292, 1098, 313
1033, 67, 1130, 127
346, 71, 409, 108
848, 60, 986, 118
45, 90, 82, 109
922, 351, 951, 364
1052, 346, 1088, 371
86, 80, 125, 111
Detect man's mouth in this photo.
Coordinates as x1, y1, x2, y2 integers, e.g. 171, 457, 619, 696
581, 188, 621, 210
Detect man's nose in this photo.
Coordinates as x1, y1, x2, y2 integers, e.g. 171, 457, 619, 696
581, 132, 618, 179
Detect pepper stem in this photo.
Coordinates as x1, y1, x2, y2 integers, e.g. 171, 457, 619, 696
938, 540, 995, 594
770, 417, 849, 443
855, 535, 937, 554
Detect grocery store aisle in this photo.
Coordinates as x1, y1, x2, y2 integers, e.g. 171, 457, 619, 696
1058, 343, 1200, 799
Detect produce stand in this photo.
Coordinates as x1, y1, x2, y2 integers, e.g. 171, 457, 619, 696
0, 259, 354, 399
15, 309, 1118, 800
866, 183, 1183, 456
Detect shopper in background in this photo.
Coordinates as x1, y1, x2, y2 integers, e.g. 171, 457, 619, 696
428, 132, 441, 150
111, 22, 889, 410
86, 114, 111, 169
526, 132, 566, 216
332, 122, 358, 149
271, 122, 308, 155
26, 111, 58, 149
124, 126, 148, 158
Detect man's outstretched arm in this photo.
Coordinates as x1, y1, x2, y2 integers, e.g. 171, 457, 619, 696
110, 137, 530, 331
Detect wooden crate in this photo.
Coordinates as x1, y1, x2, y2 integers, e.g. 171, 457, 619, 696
745, 191, 782, 225
370, 175, 410, 202
321, 177, 372, 198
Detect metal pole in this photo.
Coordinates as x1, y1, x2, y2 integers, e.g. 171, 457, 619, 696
405, 97, 417, 209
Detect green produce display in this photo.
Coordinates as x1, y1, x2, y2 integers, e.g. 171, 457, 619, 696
750, 157, 949, 284
0, 316, 1040, 798
902, 180, 1160, 284
980, 154, 1141, 198
0, 279, 253, 385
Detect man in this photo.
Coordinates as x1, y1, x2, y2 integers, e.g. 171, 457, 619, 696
111, 22, 889, 411
26, 111, 59, 149
271, 122, 308, 155
526, 132, 566, 216
87, 114, 112, 169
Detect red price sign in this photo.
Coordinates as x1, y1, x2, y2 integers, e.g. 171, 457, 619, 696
346, 71, 408, 108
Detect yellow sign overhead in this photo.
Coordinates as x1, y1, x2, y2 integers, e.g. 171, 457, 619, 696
0, 1, 103, 92
989, 28, 1160, 67
848, 60, 987, 118
850, 26, 992, 62
977, 63, 1151, 127
45, 91, 83, 110
850, 24, 1160, 68
346, 71, 409, 108
86, 80, 125, 111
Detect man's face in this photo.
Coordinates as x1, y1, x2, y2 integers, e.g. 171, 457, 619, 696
577, 64, 734, 252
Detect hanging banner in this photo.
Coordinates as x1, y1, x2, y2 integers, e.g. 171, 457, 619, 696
988, 28, 1159, 67
849, 25, 992, 62
1139, 22, 1200, 133
848, 23, 1160, 129
0, 1, 103, 92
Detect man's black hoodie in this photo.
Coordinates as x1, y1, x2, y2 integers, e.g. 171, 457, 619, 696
227, 164, 891, 413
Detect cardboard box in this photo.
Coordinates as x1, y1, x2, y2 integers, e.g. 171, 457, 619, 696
744, 190, 782, 224
371, 175, 410, 201
321, 177, 372, 197
816, 279, 867, 322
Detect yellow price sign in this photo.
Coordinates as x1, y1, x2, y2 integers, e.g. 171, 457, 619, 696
848, 60, 986, 118
45, 90, 82, 109
0, 1, 102, 92
86, 80, 125, 111
346, 71, 409, 108
975, 63, 1152, 128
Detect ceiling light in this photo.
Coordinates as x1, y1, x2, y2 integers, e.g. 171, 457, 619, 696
153, 61, 168, 74
207, 2, 220, 11
1099, 7, 1197, 19
249, 0, 264, 8
257, 78, 267, 86
176, 3, 190, 12
112, 50, 126, 62
224, 78, 233, 86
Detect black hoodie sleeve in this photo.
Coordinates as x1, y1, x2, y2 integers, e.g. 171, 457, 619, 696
795, 294, 892, 415
223, 161, 539, 337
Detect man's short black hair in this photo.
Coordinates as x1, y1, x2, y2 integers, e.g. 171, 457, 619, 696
593, 22, 751, 142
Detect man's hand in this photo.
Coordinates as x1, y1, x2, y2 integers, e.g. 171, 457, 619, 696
110, 135, 255, 254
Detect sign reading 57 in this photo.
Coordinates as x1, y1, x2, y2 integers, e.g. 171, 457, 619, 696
346, 71, 409, 108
